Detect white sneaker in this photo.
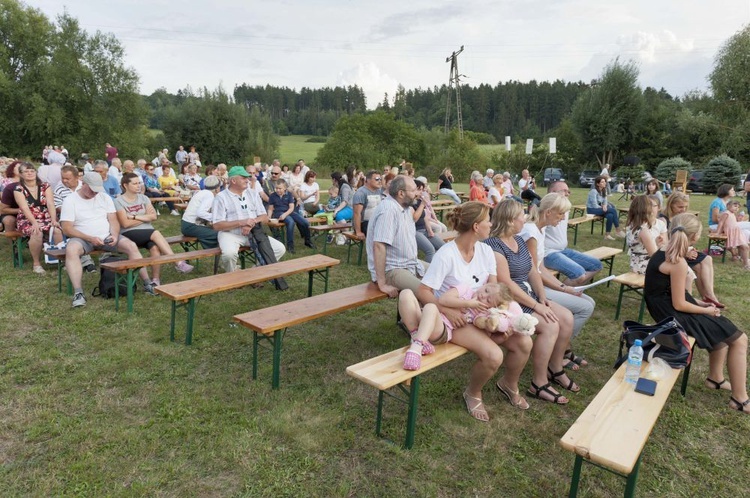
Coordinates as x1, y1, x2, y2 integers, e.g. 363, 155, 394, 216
33, 265, 46, 275
72, 292, 86, 307
170, 209, 180, 216
175, 261, 194, 273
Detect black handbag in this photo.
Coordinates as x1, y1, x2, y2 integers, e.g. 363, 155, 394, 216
614, 317, 693, 370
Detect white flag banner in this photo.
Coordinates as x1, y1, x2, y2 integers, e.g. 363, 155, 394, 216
525, 139, 533, 155
505, 136, 512, 151
549, 137, 557, 154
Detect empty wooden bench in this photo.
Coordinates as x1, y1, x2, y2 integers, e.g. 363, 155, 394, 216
613, 272, 646, 322
102, 248, 224, 312
233, 282, 387, 388
568, 214, 598, 245
583, 246, 622, 283
347, 342, 468, 449
161, 254, 340, 345
560, 337, 694, 497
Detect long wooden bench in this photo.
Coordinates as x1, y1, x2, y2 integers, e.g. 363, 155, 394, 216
2, 230, 27, 268
346, 342, 468, 449
568, 214, 598, 245
613, 272, 646, 322
102, 248, 225, 312
234, 282, 388, 389
560, 337, 695, 497
161, 254, 341, 345
44, 235, 204, 293
433, 204, 457, 221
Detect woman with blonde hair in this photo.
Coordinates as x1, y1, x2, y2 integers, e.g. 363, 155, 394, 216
662, 192, 723, 308
437, 167, 461, 204
645, 213, 750, 414
485, 199, 579, 404
413, 201, 533, 420
520, 193, 595, 370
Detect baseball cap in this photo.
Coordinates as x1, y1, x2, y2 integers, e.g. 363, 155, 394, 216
228, 166, 250, 178
204, 175, 221, 189
82, 171, 104, 192
415, 176, 428, 184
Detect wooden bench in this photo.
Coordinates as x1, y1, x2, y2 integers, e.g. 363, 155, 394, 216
160, 254, 340, 345
347, 342, 469, 449
233, 282, 387, 388
613, 272, 646, 322
433, 204, 457, 222
2, 230, 27, 268
568, 214, 598, 245
560, 337, 694, 497
583, 246, 622, 284
706, 233, 728, 263
266, 216, 327, 248
343, 232, 365, 265
102, 248, 225, 312
430, 199, 454, 207
571, 204, 587, 218
309, 222, 352, 254
44, 235, 204, 293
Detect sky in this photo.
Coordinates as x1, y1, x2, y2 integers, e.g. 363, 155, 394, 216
27, 0, 750, 108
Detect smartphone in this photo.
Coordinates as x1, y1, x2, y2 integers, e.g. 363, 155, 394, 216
635, 378, 657, 396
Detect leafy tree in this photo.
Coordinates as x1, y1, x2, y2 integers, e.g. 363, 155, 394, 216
0, 0, 148, 158
316, 111, 425, 171
419, 129, 491, 180
655, 157, 692, 182
702, 154, 742, 195
161, 87, 278, 165
570, 59, 644, 167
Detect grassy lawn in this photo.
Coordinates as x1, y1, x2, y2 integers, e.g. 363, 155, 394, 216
277, 135, 325, 167
1, 187, 748, 496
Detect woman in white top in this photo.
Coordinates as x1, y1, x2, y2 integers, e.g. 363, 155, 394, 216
488, 174, 504, 207
520, 194, 595, 370
299, 171, 320, 215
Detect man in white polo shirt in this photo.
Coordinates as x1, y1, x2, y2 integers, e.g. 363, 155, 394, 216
61, 172, 157, 308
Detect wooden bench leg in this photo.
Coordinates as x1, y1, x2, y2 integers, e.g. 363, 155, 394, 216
252, 329, 286, 389
680, 342, 698, 397
602, 256, 615, 286
11, 238, 26, 268
572, 225, 580, 245
624, 453, 643, 498
614, 284, 626, 320
307, 267, 331, 296
614, 284, 645, 321
374, 377, 421, 449
568, 454, 584, 498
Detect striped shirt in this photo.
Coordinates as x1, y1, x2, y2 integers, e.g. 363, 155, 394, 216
484, 235, 538, 313
53, 182, 80, 208
366, 196, 423, 281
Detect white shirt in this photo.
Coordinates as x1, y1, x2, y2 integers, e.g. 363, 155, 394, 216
519, 222, 545, 270
60, 192, 115, 240
212, 188, 265, 236
543, 212, 568, 255
108, 166, 122, 183
299, 182, 319, 204
154, 166, 176, 179
421, 241, 497, 297
182, 189, 215, 224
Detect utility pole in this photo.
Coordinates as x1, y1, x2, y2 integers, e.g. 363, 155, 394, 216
444, 45, 465, 139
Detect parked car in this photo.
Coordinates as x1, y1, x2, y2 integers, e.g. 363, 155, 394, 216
543, 168, 565, 187
687, 171, 705, 193
578, 170, 599, 188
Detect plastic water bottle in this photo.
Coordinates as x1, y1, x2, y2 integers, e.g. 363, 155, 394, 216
624, 339, 644, 385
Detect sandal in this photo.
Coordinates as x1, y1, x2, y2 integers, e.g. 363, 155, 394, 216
463, 391, 490, 422
496, 380, 529, 410
547, 367, 580, 392
527, 381, 568, 405
564, 349, 588, 369
729, 396, 750, 413
706, 377, 732, 391
403, 349, 421, 371
409, 331, 435, 355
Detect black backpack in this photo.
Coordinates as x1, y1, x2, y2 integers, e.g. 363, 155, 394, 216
92, 256, 136, 298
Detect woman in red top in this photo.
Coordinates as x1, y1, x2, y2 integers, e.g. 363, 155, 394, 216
469, 171, 488, 204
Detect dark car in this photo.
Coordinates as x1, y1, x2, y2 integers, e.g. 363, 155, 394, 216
578, 170, 599, 188
687, 171, 704, 193
543, 168, 565, 187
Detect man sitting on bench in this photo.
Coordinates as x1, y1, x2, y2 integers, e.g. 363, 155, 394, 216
212, 166, 287, 290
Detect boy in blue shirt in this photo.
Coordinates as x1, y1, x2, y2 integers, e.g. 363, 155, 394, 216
267, 179, 312, 252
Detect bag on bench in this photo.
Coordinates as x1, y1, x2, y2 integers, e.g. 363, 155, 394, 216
92, 256, 136, 299
615, 317, 692, 369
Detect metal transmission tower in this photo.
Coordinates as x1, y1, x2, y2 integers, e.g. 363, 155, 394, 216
444, 45, 465, 139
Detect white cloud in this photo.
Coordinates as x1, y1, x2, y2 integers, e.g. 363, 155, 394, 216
336, 62, 400, 109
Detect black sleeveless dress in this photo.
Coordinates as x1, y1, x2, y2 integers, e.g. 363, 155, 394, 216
644, 250, 740, 351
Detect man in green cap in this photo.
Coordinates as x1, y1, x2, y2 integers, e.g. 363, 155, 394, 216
212, 166, 287, 289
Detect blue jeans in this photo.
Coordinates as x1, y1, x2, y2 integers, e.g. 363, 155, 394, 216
544, 248, 602, 280
439, 188, 461, 204
280, 212, 310, 250
587, 204, 619, 232
415, 229, 445, 263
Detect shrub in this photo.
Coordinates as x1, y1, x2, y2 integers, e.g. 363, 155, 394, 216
305, 136, 328, 143
464, 131, 497, 145
655, 156, 692, 182
702, 154, 742, 195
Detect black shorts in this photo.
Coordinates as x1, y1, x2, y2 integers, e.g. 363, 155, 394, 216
122, 229, 156, 249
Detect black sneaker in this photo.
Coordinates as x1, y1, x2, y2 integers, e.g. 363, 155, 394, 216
84, 264, 96, 273
72, 292, 86, 308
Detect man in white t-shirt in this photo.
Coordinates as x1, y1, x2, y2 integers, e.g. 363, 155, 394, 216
61, 172, 156, 308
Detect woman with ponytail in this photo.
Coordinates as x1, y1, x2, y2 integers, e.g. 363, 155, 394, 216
644, 213, 750, 414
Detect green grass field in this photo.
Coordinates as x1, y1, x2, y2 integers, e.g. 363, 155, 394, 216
278, 135, 325, 167
1, 188, 748, 496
